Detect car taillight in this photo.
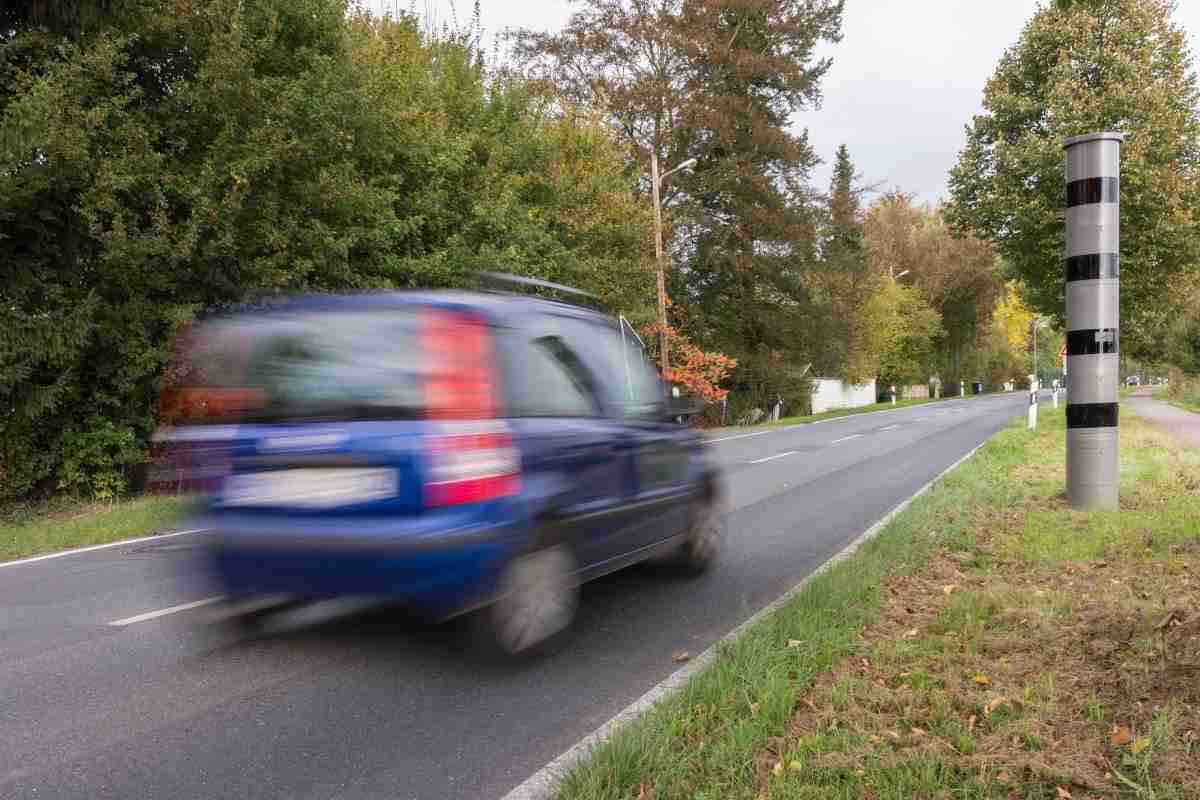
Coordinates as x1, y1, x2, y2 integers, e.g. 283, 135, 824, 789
421, 308, 498, 420
424, 425, 522, 507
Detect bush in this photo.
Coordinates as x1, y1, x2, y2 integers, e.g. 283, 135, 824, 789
57, 419, 144, 501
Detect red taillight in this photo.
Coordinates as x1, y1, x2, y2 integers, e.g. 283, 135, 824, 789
424, 425, 522, 507
421, 308, 498, 420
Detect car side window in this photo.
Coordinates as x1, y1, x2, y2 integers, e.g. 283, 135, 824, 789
557, 319, 664, 421
504, 334, 600, 418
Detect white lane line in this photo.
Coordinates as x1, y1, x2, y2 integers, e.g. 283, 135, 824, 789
501, 436, 995, 800
108, 596, 226, 627
0, 528, 211, 570
747, 450, 797, 465
830, 434, 863, 444
878, 424, 901, 432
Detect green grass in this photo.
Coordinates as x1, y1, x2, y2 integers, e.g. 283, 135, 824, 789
0, 494, 195, 562
557, 412, 1040, 800
558, 405, 1200, 800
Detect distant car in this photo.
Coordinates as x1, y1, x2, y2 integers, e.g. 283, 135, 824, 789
167, 276, 724, 656
1126, 375, 1141, 386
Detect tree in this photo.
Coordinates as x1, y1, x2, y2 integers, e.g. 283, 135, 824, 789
0, 1, 656, 501
875, 282, 945, 388
863, 194, 1002, 385
516, 0, 844, 412
815, 144, 871, 379
947, 0, 1200, 359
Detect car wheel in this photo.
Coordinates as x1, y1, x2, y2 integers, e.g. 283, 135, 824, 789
479, 543, 579, 657
677, 495, 722, 574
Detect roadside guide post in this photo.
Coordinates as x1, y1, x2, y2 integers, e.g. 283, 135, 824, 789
1064, 132, 1122, 510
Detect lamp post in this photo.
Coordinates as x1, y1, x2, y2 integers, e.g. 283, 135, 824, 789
649, 153, 696, 374
1033, 318, 1048, 389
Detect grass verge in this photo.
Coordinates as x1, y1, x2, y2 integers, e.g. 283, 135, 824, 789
0, 494, 195, 562
559, 406, 1200, 800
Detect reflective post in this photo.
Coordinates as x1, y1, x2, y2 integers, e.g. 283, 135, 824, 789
1064, 132, 1122, 510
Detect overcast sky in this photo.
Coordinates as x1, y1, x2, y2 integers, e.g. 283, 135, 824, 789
366, 1, 1200, 205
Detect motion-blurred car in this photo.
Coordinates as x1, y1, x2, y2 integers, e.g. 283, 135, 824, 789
167, 276, 724, 655
1126, 375, 1140, 386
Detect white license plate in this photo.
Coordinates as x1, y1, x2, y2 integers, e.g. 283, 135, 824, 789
222, 468, 396, 509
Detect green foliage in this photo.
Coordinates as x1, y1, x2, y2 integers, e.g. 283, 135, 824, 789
947, 0, 1200, 359
0, 0, 654, 502
875, 282, 946, 387
57, 418, 143, 501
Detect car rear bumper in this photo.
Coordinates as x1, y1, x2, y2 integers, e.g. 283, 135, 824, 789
205, 513, 526, 618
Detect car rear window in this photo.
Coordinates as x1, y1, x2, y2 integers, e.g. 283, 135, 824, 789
182, 311, 424, 423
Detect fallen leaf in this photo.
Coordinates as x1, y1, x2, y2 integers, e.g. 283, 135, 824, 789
974, 674, 992, 686
1132, 737, 1151, 755
771, 761, 783, 777
968, 714, 978, 731
1056, 787, 1072, 799
636, 782, 654, 800
996, 771, 1012, 783
903, 628, 920, 639
861, 658, 871, 669
787, 639, 802, 649
910, 727, 927, 737
942, 584, 959, 595
788, 760, 802, 772
984, 697, 1008, 715
750, 703, 760, 715
1110, 725, 1132, 747
672, 650, 690, 663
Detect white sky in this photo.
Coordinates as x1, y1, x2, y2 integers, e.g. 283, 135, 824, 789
366, 0, 1200, 205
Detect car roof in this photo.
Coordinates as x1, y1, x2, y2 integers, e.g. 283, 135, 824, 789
204, 289, 620, 330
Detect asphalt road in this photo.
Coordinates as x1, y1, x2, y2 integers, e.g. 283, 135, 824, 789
0, 392, 1031, 800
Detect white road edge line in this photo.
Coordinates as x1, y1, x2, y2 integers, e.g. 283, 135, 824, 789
707, 429, 774, 443
829, 434, 863, 444
747, 450, 797, 465
108, 595, 226, 627
0, 528, 211, 570
500, 436, 993, 800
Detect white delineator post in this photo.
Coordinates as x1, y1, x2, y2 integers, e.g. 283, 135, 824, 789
1064, 132, 1122, 510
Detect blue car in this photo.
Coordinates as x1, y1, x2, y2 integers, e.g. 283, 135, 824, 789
172, 277, 724, 655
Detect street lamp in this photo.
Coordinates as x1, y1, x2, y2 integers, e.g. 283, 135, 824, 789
1032, 318, 1049, 388
649, 153, 697, 374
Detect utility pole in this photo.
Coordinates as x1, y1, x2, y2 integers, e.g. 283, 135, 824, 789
1064, 132, 1122, 510
650, 151, 668, 374
648, 153, 696, 375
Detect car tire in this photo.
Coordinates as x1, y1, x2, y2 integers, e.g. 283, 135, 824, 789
676, 494, 723, 575
474, 543, 579, 658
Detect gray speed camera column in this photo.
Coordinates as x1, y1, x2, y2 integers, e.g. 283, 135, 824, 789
1063, 132, 1122, 510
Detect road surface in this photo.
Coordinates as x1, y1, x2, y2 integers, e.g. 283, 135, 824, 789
1127, 389, 1200, 447
0, 392, 1030, 800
